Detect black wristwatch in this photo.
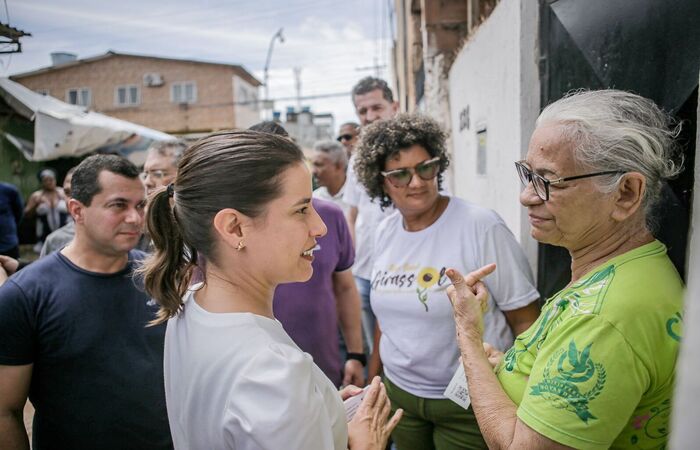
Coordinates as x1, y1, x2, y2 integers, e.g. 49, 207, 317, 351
346, 352, 367, 367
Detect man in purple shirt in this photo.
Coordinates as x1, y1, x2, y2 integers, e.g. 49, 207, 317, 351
273, 198, 365, 387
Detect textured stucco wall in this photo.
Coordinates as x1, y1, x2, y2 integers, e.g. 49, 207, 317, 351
447, 0, 539, 272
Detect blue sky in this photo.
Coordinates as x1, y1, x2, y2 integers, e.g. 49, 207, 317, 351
4, 0, 394, 130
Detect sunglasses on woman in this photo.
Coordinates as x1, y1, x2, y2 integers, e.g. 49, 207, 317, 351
381, 156, 442, 188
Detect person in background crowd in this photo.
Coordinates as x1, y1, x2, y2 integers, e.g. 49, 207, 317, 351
0, 181, 23, 258
344, 77, 399, 355
141, 141, 187, 196
40, 167, 77, 257
142, 130, 401, 449
312, 140, 351, 215
446, 90, 685, 449
0, 155, 172, 450
249, 120, 289, 136
355, 114, 540, 450
138, 140, 187, 252
24, 168, 68, 252
274, 196, 366, 388
337, 122, 360, 157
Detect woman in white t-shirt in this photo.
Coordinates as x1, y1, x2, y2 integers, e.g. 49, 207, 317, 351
140, 130, 402, 450
353, 115, 541, 450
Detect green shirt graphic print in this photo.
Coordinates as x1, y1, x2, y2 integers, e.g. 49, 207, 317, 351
496, 240, 684, 449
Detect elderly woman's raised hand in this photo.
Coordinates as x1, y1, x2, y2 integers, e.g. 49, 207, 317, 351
445, 264, 496, 343
347, 376, 403, 450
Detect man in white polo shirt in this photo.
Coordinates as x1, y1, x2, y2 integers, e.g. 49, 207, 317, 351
344, 77, 399, 352
312, 140, 351, 215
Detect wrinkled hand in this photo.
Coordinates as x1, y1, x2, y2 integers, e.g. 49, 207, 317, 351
347, 376, 403, 450
445, 264, 496, 343
343, 360, 366, 388
483, 342, 504, 369
0, 264, 7, 287
0, 255, 19, 275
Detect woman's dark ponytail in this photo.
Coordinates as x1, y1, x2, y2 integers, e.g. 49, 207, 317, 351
140, 187, 195, 324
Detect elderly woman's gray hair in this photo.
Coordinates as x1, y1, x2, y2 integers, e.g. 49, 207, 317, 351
537, 89, 682, 229
313, 140, 348, 168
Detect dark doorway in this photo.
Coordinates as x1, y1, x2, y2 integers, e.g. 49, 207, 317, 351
537, 0, 700, 298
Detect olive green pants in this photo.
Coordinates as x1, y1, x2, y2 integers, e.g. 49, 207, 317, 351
384, 376, 487, 450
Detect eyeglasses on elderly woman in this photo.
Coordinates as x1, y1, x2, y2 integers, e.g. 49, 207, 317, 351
381, 156, 441, 188
515, 161, 625, 201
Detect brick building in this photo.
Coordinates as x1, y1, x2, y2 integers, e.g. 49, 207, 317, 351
10, 51, 262, 134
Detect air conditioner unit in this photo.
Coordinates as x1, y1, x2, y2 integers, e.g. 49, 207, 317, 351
143, 73, 164, 87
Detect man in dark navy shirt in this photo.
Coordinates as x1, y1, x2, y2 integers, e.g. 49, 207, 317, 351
0, 155, 172, 450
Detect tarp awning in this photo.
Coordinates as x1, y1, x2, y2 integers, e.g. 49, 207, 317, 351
0, 77, 174, 165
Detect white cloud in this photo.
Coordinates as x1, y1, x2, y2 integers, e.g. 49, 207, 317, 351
6, 0, 393, 132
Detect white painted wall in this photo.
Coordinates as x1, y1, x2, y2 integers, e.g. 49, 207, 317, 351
447, 0, 540, 272
670, 76, 699, 448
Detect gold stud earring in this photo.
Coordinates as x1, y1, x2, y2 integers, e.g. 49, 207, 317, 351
235, 241, 245, 251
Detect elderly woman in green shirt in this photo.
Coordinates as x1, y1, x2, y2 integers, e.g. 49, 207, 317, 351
446, 90, 685, 449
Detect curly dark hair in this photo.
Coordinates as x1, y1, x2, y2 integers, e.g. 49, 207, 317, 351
354, 114, 450, 209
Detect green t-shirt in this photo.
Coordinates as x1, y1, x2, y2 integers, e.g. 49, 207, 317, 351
496, 240, 684, 449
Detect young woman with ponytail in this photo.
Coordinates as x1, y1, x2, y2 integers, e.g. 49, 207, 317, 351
141, 130, 401, 450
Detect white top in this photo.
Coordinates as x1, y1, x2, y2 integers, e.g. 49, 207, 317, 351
371, 196, 539, 398
313, 183, 351, 216
343, 154, 394, 279
164, 287, 348, 450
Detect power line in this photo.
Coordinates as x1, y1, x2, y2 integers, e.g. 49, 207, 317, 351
266, 91, 349, 104
43, 0, 347, 66
29, 0, 343, 39
29, 0, 254, 35
91, 91, 351, 114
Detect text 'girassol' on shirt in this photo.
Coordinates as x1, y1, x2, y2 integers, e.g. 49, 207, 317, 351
370, 196, 540, 399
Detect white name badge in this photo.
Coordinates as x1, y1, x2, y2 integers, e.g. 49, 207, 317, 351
444, 361, 471, 410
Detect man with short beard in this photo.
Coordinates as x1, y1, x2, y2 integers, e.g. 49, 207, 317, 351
0, 155, 172, 450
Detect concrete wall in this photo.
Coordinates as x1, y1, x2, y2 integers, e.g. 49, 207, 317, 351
670, 76, 700, 448
447, 0, 540, 271
14, 55, 260, 134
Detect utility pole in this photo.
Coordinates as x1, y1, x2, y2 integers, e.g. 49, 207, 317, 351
263, 28, 284, 119
293, 66, 302, 111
